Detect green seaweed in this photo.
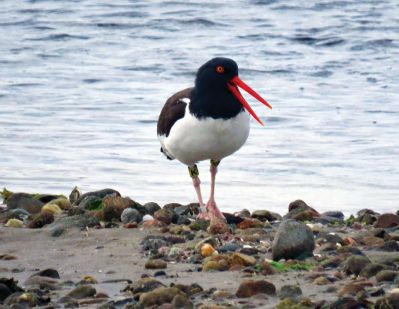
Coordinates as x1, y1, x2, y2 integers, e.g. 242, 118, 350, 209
1, 188, 14, 201
269, 261, 314, 272
277, 298, 314, 309
345, 214, 355, 226
86, 199, 104, 211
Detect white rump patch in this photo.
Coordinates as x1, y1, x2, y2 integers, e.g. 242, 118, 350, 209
180, 98, 190, 104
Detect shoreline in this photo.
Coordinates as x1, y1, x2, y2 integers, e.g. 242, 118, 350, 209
1, 188, 399, 308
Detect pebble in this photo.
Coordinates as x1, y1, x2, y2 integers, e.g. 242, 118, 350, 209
200, 244, 216, 257
272, 219, 315, 260
142, 214, 154, 222
145, 259, 167, 269
5, 218, 24, 228
379, 240, 399, 252
32, 268, 60, 279
103, 195, 135, 222
374, 213, 399, 228
342, 255, 371, 276
66, 284, 96, 299
47, 214, 99, 237
236, 280, 276, 297
120, 208, 142, 224
28, 211, 54, 228
251, 209, 282, 222
218, 243, 241, 253
138, 287, 186, 307
124, 277, 165, 294
154, 208, 175, 225
237, 218, 263, 229
375, 293, 399, 309
284, 199, 320, 221
41, 203, 63, 215
74, 188, 120, 205
277, 284, 302, 301
338, 281, 372, 296
69, 186, 82, 204
0, 278, 24, 302
208, 217, 230, 234
375, 270, 398, 282
43, 197, 72, 210
143, 202, 161, 215
230, 252, 256, 267
24, 276, 60, 290
5, 193, 44, 214
202, 260, 228, 272
359, 263, 387, 278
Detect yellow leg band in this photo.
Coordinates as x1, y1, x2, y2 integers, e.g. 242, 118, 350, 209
210, 159, 220, 167
188, 164, 199, 178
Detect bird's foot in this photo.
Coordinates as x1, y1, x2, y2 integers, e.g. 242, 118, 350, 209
196, 205, 210, 220
197, 212, 211, 220
206, 200, 225, 220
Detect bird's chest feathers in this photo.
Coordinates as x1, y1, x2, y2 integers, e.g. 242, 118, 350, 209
165, 106, 250, 165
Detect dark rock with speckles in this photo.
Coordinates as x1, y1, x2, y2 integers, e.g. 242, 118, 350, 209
6, 193, 44, 214
272, 219, 315, 260
342, 255, 371, 276
236, 280, 276, 297
74, 188, 120, 205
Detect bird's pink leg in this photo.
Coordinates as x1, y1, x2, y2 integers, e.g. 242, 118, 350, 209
207, 160, 225, 220
188, 165, 209, 220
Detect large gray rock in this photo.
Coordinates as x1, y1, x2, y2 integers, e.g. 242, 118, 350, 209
47, 214, 99, 237
6, 193, 44, 214
272, 219, 315, 260
74, 188, 121, 206
121, 208, 143, 224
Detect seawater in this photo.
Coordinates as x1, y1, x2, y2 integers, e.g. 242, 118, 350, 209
1, 0, 398, 215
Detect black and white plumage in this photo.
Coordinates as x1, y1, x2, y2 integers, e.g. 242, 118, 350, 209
157, 57, 272, 220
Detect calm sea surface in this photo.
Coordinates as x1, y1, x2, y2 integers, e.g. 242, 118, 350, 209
1, 0, 398, 215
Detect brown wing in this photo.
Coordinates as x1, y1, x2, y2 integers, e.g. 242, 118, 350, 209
157, 87, 193, 137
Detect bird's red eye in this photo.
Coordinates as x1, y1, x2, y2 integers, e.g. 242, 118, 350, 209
216, 66, 225, 74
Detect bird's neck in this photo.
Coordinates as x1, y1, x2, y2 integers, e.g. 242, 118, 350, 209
189, 83, 244, 120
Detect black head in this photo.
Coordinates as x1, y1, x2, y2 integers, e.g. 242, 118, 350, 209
190, 57, 272, 123
195, 57, 238, 90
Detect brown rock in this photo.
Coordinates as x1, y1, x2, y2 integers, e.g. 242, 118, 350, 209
261, 261, 277, 275
208, 217, 230, 234
142, 219, 166, 228
6, 193, 44, 214
230, 253, 256, 267
27, 212, 54, 228
272, 219, 315, 260
313, 276, 331, 285
67, 285, 96, 299
339, 281, 373, 296
361, 236, 385, 247
342, 255, 371, 276
236, 280, 276, 297
237, 218, 263, 229
139, 287, 186, 307
375, 292, 399, 309
202, 260, 228, 272
374, 213, 399, 228
171, 294, 193, 309
123, 277, 165, 294
103, 196, 134, 221
285, 199, 320, 221
375, 270, 398, 282
145, 259, 167, 269
251, 210, 282, 222
154, 208, 174, 225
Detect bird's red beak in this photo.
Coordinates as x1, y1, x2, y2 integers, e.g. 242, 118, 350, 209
227, 76, 272, 126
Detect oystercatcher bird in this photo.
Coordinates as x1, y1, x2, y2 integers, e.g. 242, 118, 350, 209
157, 57, 272, 220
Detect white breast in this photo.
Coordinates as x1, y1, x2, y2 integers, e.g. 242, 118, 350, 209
158, 105, 250, 166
